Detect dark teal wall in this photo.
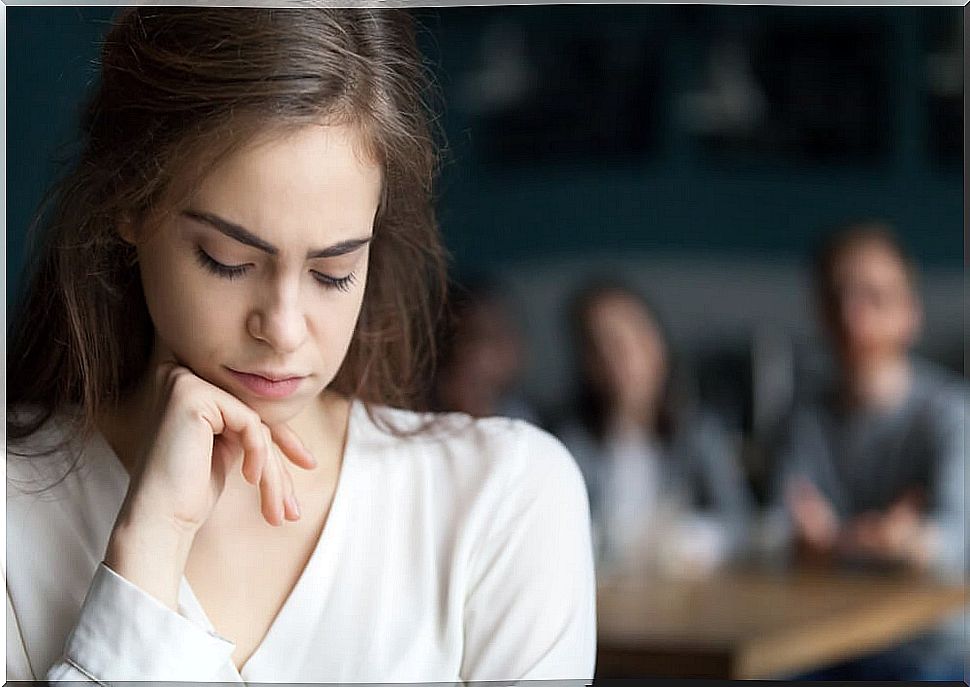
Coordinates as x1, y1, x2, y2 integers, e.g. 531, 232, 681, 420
422, 6, 962, 273
8, 7, 116, 308
7, 7, 962, 310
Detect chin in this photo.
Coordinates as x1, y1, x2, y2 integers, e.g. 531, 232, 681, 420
243, 395, 311, 425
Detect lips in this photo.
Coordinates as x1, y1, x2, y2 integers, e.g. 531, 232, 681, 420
226, 367, 307, 399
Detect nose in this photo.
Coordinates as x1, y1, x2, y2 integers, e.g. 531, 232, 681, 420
247, 276, 308, 354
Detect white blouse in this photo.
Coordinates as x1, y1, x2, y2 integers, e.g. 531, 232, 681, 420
6, 400, 596, 683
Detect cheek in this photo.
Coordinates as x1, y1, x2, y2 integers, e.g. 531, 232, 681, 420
138, 245, 238, 364
315, 306, 357, 359
852, 309, 890, 339
886, 308, 916, 341
311, 281, 368, 367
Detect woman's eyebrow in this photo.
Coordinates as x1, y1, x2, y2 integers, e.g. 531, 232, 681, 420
182, 209, 372, 258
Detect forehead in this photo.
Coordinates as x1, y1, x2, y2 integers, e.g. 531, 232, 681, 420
831, 239, 911, 286
186, 123, 383, 244
585, 293, 657, 332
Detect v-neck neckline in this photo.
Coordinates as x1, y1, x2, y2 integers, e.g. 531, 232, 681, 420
94, 396, 364, 681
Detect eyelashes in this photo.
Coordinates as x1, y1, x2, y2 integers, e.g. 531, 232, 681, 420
194, 246, 356, 293
195, 246, 249, 280
311, 270, 357, 293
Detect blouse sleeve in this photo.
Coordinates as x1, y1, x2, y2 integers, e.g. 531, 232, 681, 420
43, 562, 238, 682
459, 422, 597, 683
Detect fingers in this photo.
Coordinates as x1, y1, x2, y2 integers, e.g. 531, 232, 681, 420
210, 435, 234, 492
206, 399, 304, 527
268, 423, 317, 470
156, 361, 306, 527
192, 386, 270, 489
280, 461, 300, 522
243, 421, 269, 486
224, 408, 268, 487
258, 432, 284, 526
255, 427, 302, 526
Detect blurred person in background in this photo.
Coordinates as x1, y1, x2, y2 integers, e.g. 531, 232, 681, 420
556, 279, 752, 577
431, 278, 539, 423
774, 220, 967, 680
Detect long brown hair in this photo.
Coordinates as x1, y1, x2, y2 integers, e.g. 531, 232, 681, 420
9, 9, 448, 468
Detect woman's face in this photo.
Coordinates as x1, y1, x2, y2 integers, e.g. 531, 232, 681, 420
128, 123, 382, 424
823, 240, 921, 366
582, 292, 668, 411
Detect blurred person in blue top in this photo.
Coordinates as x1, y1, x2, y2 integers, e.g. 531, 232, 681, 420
775, 220, 967, 681
556, 279, 752, 576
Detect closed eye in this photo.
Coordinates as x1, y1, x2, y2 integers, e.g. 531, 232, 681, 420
311, 270, 356, 293
194, 246, 250, 280
196, 245, 357, 293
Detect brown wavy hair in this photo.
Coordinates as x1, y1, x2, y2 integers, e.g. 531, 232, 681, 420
8, 8, 448, 466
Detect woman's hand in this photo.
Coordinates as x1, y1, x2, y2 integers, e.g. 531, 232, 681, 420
838, 490, 932, 567
104, 359, 317, 610
786, 478, 840, 560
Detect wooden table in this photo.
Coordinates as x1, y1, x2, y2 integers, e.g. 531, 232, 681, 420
596, 567, 966, 679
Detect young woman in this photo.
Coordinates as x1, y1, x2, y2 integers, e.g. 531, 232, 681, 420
556, 280, 751, 574
6, 9, 595, 683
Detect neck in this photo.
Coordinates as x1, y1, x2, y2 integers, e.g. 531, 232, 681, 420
608, 398, 661, 439
839, 353, 912, 411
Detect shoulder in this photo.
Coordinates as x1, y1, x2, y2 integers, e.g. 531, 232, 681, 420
903, 358, 969, 443
7, 406, 121, 574
6, 406, 81, 494
355, 402, 589, 508
477, 415, 588, 499
910, 357, 969, 408
7, 406, 123, 536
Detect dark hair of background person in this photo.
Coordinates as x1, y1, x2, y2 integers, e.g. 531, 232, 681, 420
811, 218, 919, 305
566, 278, 696, 444
8, 8, 449, 474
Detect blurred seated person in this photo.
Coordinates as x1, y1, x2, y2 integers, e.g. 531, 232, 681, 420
556, 280, 752, 576
775, 221, 966, 680
431, 278, 539, 423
